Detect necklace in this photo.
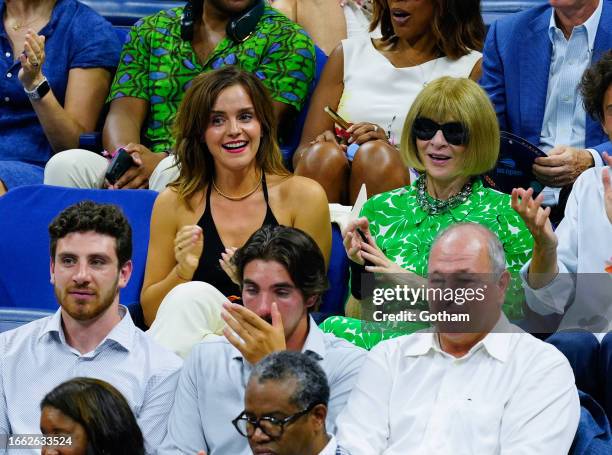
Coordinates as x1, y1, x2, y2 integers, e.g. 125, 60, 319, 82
416, 174, 473, 215
212, 173, 263, 201
8, 12, 48, 31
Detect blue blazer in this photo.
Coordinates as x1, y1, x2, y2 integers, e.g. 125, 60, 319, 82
481, 1, 612, 151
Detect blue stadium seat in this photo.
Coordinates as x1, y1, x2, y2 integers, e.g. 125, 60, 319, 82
0, 308, 54, 333
481, 0, 547, 25
0, 185, 157, 316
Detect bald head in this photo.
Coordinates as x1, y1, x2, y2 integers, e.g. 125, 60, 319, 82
428, 223, 506, 277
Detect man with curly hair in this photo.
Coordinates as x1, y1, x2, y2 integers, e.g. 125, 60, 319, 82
0, 201, 182, 454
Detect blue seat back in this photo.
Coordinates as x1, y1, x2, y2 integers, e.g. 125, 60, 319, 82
280, 45, 328, 167
0, 308, 54, 333
0, 185, 157, 310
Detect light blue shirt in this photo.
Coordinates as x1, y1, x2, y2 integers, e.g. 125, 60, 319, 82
541, 0, 602, 152
539, 1, 604, 204
159, 317, 367, 454
0, 306, 182, 454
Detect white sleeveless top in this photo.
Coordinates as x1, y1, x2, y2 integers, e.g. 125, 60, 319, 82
337, 37, 482, 146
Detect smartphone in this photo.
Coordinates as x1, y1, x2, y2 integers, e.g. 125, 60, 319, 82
356, 228, 374, 267
324, 106, 351, 130
105, 148, 134, 185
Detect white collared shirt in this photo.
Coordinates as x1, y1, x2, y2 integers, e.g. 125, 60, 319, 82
521, 166, 612, 333
319, 434, 338, 455
0, 306, 182, 454
159, 317, 366, 454
539, 1, 603, 205
336, 317, 579, 455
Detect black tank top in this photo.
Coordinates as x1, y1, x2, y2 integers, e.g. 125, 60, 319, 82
192, 173, 279, 298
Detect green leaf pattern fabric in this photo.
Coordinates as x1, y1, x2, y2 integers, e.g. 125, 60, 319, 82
321, 178, 534, 350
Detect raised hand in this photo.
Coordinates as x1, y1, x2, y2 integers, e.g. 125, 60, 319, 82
18, 31, 46, 91
221, 302, 286, 365
174, 225, 204, 280
511, 187, 557, 251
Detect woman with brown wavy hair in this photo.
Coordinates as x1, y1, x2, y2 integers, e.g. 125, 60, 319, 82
294, 0, 485, 204
140, 66, 331, 333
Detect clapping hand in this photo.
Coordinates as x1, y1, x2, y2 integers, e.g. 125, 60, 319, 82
221, 301, 286, 365
174, 225, 204, 280
219, 247, 239, 284
18, 31, 46, 91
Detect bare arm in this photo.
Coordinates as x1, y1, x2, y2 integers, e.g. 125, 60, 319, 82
294, 44, 345, 167
102, 96, 149, 152
18, 32, 112, 152
29, 67, 112, 152
469, 57, 482, 81
289, 176, 332, 268
141, 190, 203, 327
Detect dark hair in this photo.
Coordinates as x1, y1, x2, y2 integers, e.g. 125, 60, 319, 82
580, 50, 612, 123
48, 201, 132, 267
232, 226, 328, 304
40, 378, 145, 455
251, 351, 330, 409
171, 66, 289, 206
370, 0, 484, 59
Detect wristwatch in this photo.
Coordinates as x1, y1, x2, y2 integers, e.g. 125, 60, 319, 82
24, 77, 50, 101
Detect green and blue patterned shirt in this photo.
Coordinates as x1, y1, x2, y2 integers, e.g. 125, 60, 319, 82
108, 6, 315, 153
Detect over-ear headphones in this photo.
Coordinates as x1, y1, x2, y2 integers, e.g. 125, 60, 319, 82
181, 0, 265, 43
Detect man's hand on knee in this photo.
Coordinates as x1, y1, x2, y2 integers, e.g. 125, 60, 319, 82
107, 143, 166, 189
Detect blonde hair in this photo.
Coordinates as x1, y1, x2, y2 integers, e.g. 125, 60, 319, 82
400, 77, 499, 176
170, 67, 289, 207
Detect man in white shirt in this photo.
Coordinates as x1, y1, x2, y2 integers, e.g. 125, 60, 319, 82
481, 0, 612, 209
0, 201, 182, 454
159, 226, 366, 454
512, 49, 612, 333
336, 223, 580, 454
233, 351, 350, 455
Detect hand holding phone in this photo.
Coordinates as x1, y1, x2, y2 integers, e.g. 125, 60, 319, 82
105, 148, 134, 185
324, 106, 352, 144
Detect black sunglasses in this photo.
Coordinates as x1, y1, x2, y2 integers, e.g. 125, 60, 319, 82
232, 403, 319, 440
412, 117, 469, 146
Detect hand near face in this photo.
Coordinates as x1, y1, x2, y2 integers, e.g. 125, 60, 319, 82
221, 301, 286, 365
106, 143, 166, 189
602, 152, 612, 224
18, 31, 46, 91
533, 145, 594, 187
511, 187, 558, 251
174, 225, 204, 280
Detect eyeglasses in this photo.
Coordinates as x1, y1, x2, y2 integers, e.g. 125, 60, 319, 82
232, 403, 318, 439
412, 117, 469, 146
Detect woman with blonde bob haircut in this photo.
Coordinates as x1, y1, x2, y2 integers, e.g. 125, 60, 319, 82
400, 76, 500, 176
321, 77, 534, 350
140, 67, 331, 353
